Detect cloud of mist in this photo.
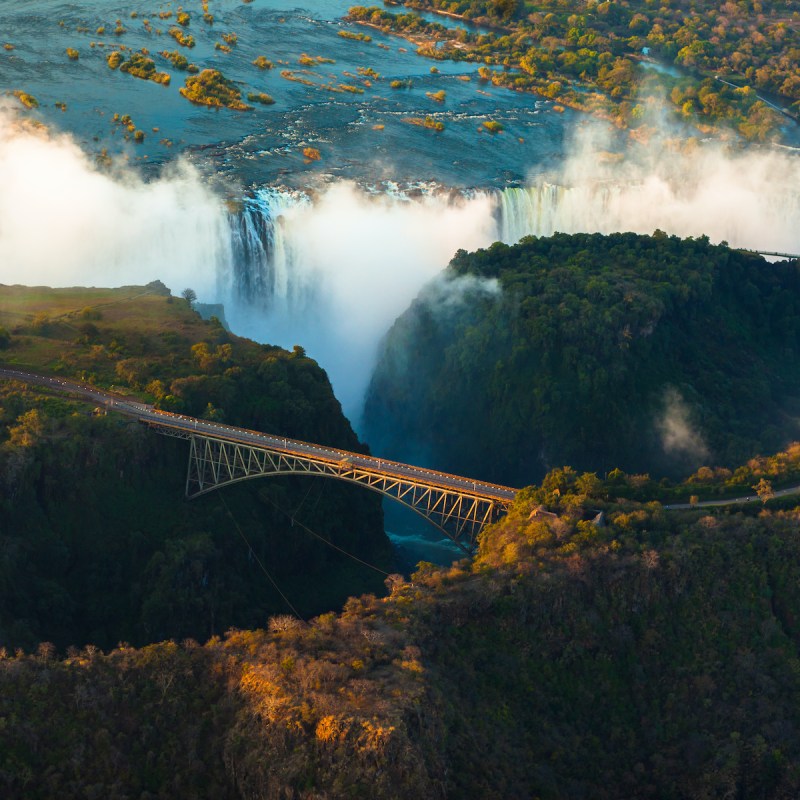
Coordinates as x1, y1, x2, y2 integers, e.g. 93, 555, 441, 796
427, 272, 501, 310
225, 182, 497, 424
4, 103, 799, 436
656, 387, 709, 466
0, 110, 230, 299
510, 124, 800, 253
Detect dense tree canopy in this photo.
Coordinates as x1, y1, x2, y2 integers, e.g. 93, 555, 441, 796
364, 232, 800, 486
4, 477, 800, 797
0, 286, 390, 652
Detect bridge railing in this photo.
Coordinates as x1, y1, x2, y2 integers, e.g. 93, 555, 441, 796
144, 410, 519, 501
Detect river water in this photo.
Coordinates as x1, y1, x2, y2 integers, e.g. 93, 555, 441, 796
0, 0, 573, 187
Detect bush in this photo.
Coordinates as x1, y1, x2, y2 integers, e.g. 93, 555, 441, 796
247, 92, 275, 105
179, 69, 250, 110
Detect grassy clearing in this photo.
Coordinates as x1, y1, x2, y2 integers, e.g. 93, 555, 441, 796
0, 283, 229, 390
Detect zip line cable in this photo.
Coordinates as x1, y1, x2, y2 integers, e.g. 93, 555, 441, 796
306, 479, 326, 518
260, 490, 392, 577
291, 481, 315, 518
219, 493, 306, 622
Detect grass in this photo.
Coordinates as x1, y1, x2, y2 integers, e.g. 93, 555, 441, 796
0, 284, 219, 387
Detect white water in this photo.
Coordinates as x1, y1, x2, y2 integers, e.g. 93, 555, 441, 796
1, 112, 799, 426
498, 141, 800, 251
221, 183, 497, 421
0, 114, 229, 299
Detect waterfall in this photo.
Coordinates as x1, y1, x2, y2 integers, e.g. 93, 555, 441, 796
3, 102, 798, 425
496, 163, 800, 253
218, 183, 497, 421
226, 188, 312, 310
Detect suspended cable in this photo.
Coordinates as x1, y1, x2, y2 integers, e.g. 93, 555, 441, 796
219, 493, 305, 622
261, 491, 392, 577
291, 480, 315, 517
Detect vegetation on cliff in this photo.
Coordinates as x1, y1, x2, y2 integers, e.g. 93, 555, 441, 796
349, 0, 799, 139
0, 283, 390, 652
3, 470, 800, 797
363, 232, 800, 486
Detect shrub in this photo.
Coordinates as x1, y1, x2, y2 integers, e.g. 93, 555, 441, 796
247, 92, 275, 105
179, 69, 251, 110
404, 116, 444, 131
119, 52, 171, 85
168, 27, 195, 47
12, 91, 38, 109
161, 50, 189, 70
338, 30, 371, 42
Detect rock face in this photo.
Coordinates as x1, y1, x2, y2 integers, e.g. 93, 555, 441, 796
363, 232, 800, 486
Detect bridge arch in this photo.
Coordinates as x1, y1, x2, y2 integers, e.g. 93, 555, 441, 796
183, 433, 509, 553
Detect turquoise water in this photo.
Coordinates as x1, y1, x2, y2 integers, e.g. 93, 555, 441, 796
0, 0, 575, 187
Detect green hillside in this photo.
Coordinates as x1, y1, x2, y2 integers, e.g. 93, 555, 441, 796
363, 232, 800, 486
0, 282, 391, 651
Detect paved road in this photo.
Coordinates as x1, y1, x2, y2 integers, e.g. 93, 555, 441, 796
663, 481, 800, 509
0, 367, 518, 503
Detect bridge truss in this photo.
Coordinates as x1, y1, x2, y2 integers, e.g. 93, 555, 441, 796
152, 427, 511, 553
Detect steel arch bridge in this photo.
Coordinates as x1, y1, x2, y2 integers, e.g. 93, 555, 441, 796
148, 423, 515, 553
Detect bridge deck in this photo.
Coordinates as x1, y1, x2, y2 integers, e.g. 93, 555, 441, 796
0, 366, 518, 504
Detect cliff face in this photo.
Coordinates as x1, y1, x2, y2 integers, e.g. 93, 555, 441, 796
0, 285, 391, 651
363, 232, 800, 486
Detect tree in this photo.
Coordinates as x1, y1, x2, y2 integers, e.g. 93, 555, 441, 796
753, 478, 774, 504
181, 287, 197, 306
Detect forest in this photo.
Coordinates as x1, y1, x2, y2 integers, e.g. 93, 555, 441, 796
3, 470, 800, 798
0, 283, 392, 652
352, 0, 799, 139
363, 232, 800, 486
5, 245, 800, 796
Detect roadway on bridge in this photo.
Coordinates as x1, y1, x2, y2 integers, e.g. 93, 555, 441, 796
0, 367, 518, 504
4, 366, 800, 510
